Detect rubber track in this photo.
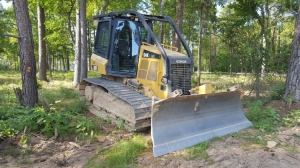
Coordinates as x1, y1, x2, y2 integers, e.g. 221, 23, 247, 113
82, 78, 152, 129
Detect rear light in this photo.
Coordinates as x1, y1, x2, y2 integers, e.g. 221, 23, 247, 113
92, 65, 98, 71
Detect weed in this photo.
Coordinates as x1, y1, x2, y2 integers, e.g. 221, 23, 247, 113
3, 146, 16, 156
186, 142, 209, 160
104, 115, 112, 124
286, 97, 294, 110
283, 110, 300, 127
59, 86, 78, 98
19, 135, 29, 146
294, 134, 300, 139
117, 118, 125, 130
0, 104, 97, 139
282, 144, 300, 154
210, 136, 225, 142
87, 135, 149, 168
243, 136, 266, 146
65, 99, 88, 113
0, 120, 19, 139
266, 82, 285, 101
246, 100, 281, 132
75, 116, 97, 140
18, 157, 33, 164
0, 71, 98, 140
21, 148, 33, 155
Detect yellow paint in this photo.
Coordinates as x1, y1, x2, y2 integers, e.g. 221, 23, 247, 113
198, 84, 212, 94
135, 44, 168, 99
90, 53, 108, 75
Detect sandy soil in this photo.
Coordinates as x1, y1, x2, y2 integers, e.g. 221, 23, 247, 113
136, 128, 300, 168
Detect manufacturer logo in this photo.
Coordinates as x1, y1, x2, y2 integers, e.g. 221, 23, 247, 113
176, 60, 187, 63
143, 52, 149, 58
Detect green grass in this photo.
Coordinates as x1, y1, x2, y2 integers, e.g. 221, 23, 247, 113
85, 135, 149, 168
282, 144, 300, 154
186, 142, 209, 160
192, 72, 285, 98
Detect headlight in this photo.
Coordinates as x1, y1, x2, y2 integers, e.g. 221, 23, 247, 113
92, 65, 98, 71
161, 77, 168, 84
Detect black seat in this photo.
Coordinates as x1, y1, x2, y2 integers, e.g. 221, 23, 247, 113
117, 32, 129, 59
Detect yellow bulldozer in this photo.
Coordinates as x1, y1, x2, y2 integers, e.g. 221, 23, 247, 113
79, 10, 252, 157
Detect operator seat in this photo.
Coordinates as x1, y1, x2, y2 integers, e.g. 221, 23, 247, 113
117, 32, 129, 68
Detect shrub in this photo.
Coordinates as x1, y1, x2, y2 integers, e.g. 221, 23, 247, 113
266, 82, 285, 101
246, 100, 281, 132
0, 105, 96, 139
283, 110, 300, 127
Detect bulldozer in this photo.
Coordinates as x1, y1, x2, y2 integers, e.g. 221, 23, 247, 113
79, 10, 252, 157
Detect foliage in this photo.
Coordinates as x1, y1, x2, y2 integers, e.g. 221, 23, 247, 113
0, 70, 95, 140
245, 100, 281, 132
283, 110, 300, 127
0, 105, 96, 139
0, 0, 295, 77
117, 117, 125, 130
266, 82, 286, 101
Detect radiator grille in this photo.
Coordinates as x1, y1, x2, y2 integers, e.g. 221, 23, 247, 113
170, 64, 191, 95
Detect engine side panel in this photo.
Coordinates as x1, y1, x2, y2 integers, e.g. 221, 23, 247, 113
136, 45, 168, 99
90, 53, 108, 75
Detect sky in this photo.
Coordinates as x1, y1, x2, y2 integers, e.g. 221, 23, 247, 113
1, 0, 12, 9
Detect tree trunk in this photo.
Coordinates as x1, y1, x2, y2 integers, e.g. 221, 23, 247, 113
48, 46, 52, 78
66, 48, 70, 71
73, 0, 81, 86
101, 0, 109, 14
174, 0, 184, 52
213, 35, 217, 72
13, 0, 38, 107
158, 0, 165, 43
284, 5, 300, 102
197, 9, 203, 86
80, 0, 87, 81
66, 1, 76, 45
38, 4, 47, 81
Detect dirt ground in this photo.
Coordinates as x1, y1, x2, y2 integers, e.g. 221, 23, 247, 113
1, 100, 300, 168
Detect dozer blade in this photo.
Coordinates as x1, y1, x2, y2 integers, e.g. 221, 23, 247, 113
151, 90, 252, 157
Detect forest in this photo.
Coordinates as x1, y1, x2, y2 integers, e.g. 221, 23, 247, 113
0, 0, 297, 76
1, 0, 300, 167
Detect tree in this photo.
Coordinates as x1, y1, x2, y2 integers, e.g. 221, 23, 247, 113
37, 3, 47, 81
174, 0, 184, 52
13, 0, 38, 107
284, 4, 300, 102
80, 0, 87, 81
73, 0, 81, 86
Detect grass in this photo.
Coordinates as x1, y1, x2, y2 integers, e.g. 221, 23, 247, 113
282, 144, 300, 154
192, 72, 285, 98
85, 135, 149, 168
186, 142, 209, 160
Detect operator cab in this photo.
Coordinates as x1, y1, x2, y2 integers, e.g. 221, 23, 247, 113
94, 17, 152, 78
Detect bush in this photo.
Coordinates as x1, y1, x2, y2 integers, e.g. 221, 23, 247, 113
0, 105, 96, 139
246, 100, 281, 132
266, 82, 285, 101
283, 110, 300, 127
